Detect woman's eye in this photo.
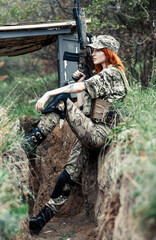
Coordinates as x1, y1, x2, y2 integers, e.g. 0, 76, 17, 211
92, 49, 102, 54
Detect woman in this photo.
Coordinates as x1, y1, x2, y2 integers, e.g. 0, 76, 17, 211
28, 35, 129, 235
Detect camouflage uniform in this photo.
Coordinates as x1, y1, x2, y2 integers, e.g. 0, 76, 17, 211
29, 36, 129, 234
38, 64, 126, 183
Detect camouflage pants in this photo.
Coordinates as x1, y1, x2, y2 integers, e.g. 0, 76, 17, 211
38, 99, 110, 182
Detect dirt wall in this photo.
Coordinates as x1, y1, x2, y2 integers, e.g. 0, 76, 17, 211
23, 120, 148, 239
95, 145, 145, 240
26, 120, 96, 240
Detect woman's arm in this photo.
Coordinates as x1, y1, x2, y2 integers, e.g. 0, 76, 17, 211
36, 81, 86, 112
75, 71, 86, 108
77, 92, 84, 108
48, 81, 86, 96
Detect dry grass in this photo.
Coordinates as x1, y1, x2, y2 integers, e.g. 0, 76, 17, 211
0, 106, 29, 239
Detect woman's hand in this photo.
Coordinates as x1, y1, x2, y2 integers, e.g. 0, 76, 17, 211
35, 92, 50, 112
73, 70, 86, 82
35, 79, 86, 112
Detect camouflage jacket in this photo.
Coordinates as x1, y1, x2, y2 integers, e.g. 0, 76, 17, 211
83, 65, 127, 126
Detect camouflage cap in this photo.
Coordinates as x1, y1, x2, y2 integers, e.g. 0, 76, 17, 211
87, 35, 120, 54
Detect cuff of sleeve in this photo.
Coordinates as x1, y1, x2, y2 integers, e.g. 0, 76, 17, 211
84, 80, 95, 99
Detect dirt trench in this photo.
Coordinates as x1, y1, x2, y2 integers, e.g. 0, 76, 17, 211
17, 117, 148, 240
20, 119, 97, 240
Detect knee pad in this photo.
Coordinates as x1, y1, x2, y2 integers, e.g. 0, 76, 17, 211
51, 170, 75, 199
56, 170, 75, 188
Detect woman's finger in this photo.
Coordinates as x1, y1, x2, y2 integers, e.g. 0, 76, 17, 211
73, 70, 82, 76
35, 93, 49, 112
36, 101, 42, 112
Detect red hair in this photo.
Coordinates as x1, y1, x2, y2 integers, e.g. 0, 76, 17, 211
94, 48, 125, 73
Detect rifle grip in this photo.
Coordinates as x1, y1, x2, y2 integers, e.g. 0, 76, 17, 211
72, 74, 82, 82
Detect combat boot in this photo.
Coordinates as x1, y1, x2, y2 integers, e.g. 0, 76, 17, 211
29, 170, 75, 235
29, 205, 54, 235
22, 126, 46, 158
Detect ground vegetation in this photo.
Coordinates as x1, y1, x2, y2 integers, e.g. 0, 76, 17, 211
0, 0, 155, 239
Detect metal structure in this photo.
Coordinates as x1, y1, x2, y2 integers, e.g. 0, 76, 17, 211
0, 20, 90, 87
58, 34, 80, 87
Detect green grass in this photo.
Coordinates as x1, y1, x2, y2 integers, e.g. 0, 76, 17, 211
0, 170, 28, 239
0, 105, 28, 239
0, 60, 58, 239
0, 60, 155, 238
0, 72, 58, 118
0, 54, 58, 118
57, 231, 76, 239
108, 82, 156, 236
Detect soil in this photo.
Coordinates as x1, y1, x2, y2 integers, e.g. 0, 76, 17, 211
19, 118, 97, 240
27, 212, 96, 240
16, 116, 150, 240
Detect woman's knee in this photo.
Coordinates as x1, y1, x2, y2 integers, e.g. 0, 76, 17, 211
38, 112, 60, 135
57, 170, 75, 186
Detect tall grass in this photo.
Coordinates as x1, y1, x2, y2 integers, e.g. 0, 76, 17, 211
0, 170, 28, 239
0, 106, 28, 239
0, 56, 155, 238
0, 59, 58, 238
0, 72, 58, 118
108, 81, 156, 236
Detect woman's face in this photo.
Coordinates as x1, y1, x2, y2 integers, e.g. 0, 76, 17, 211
92, 48, 106, 68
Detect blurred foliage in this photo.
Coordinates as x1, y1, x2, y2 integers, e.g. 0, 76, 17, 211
0, 54, 58, 238
0, 0, 39, 23
0, 0, 155, 87
0, 62, 8, 81
86, 0, 153, 31
0, 54, 43, 81
0, 107, 28, 239
0, 170, 28, 239
0, 0, 155, 238
0, 54, 58, 239
0, 55, 58, 118
0, 0, 73, 23
85, 0, 156, 87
